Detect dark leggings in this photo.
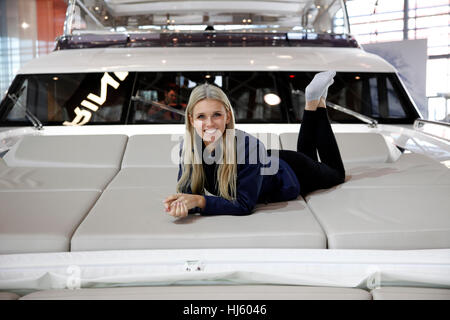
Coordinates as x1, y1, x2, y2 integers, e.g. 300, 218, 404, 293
268, 108, 345, 197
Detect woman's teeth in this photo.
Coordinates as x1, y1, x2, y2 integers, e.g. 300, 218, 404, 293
205, 129, 217, 134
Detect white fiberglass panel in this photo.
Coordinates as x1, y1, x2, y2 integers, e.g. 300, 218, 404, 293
0, 249, 449, 294
17, 47, 395, 75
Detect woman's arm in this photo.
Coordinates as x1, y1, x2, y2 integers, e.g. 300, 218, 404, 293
199, 162, 263, 215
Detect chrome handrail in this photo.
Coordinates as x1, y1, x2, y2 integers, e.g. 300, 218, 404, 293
414, 118, 450, 129
7, 94, 43, 130
413, 118, 450, 141
326, 101, 378, 127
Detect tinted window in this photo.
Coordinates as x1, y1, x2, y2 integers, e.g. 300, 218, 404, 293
287, 72, 414, 123
0, 71, 419, 126
2, 72, 134, 126
130, 71, 286, 124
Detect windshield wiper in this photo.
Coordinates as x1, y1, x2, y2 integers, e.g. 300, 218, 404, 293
326, 101, 378, 128
7, 93, 43, 130
131, 96, 185, 116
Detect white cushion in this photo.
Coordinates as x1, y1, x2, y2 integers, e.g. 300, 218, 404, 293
3, 135, 128, 168
71, 187, 326, 251
371, 287, 450, 300
0, 191, 101, 254
20, 285, 371, 300
121, 134, 183, 168
280, 132, 397, 164
107, 167, 178, 189
121, 133, 280, 169
343, 153, 450, 188
0, 167, 117, 192
305, 186, 450, 249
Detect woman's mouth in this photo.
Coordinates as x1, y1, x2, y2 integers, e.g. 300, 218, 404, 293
204, 129, 218, 134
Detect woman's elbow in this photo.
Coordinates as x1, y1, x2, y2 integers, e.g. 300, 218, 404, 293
236, 202, 255, 216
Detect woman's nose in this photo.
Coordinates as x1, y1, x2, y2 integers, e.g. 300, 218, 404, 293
204, 116, 213, 126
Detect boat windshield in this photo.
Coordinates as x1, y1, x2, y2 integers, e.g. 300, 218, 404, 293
64, 0, 349, 35
0, 71, 420, 127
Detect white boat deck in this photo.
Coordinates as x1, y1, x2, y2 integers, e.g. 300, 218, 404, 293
0, 125, 449, 299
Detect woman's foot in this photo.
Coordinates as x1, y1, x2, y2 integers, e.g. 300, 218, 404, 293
305, 71, 335, 111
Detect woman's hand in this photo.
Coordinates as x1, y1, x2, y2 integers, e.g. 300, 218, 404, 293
163, 193, 204, 218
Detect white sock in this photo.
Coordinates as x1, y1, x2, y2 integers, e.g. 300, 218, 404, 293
305, 71, 336, 102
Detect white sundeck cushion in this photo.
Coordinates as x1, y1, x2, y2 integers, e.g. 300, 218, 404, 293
121, 132, 279, 169
121, 134, 183, 168
343, 153, 450, 188
71, 187, 326, 251
107, 167, 178, 189
3, 134, 128, 168
305, 186, 450, 250
0, 191, 101, 254
20, 285, 371, 300
111, 133, 279, 188
0, 167, 118, 192
371, 287, 450, 300
279, 132, 397, 164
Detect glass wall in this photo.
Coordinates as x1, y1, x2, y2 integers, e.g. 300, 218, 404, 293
0, 0, 66, 99
346, 0, 450, 122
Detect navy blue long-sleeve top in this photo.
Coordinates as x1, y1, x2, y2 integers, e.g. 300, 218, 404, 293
177, 129, 300, 215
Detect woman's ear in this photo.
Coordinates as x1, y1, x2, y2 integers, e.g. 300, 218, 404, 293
188, 114, 194, 127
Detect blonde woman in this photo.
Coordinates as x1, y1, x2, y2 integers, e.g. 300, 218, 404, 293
163, 71, 345, 218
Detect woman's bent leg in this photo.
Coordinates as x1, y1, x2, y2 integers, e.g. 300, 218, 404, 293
314, 108, 345, 180
275, 149, 343, 197
296, 110, 318, 161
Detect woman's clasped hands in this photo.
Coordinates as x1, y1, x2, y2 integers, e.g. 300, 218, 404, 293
163, 193, 203, 218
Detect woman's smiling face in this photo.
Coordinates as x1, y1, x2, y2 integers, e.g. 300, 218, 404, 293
189, 98, 231, 146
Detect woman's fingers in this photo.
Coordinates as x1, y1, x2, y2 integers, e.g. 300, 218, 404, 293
164, 194, 182, 210
175, 201, 187, 218
182, 201, 188, 218
167, 200, 188, 218
163, 195, 189, 218
164, 193, 182, 205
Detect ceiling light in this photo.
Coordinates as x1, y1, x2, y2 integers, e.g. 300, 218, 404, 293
264, 93, 281, 106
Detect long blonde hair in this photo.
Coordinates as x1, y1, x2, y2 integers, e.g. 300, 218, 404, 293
176, 83, 237, 201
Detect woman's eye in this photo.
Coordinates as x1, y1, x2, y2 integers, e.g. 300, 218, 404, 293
213, 113, 221, 117
197, 115, 204, 119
